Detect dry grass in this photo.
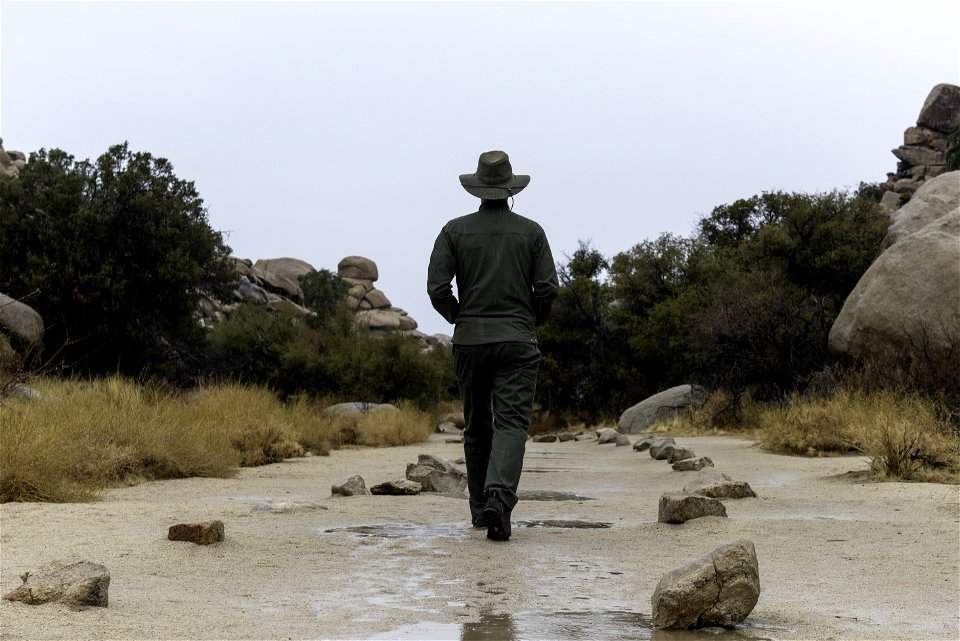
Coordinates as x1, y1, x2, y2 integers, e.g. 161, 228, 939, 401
0, 377, 437, 502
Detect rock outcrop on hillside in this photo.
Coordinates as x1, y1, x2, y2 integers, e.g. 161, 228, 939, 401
0, 138, 27, 177
878, 83, 959, 210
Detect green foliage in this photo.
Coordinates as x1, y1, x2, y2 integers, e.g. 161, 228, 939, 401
0, 144, 235, 378
204, 304, 455, 409
536, 190, 889, 422
299, 268, 348, 326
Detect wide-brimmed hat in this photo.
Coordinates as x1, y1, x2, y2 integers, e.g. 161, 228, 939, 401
459, 150, 530, 199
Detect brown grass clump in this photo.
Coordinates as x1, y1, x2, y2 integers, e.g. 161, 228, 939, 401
647, 390, 761, 435
0, 378, 437, 502
756, 390, 958, 483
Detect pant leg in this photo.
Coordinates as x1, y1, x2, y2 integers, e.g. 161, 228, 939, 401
485, 342, 541, 511
454, 344, 494, 522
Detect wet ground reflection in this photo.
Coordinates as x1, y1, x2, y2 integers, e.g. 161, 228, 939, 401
373, 610, 783, 640
323, 520, 612, 538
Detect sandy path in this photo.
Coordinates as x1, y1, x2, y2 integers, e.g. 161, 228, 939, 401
1, 435, 957, 640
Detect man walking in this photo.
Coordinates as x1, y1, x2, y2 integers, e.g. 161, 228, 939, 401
427, 150, 559, 541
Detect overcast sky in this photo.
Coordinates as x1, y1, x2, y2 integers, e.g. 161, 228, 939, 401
2, 1, 958, 336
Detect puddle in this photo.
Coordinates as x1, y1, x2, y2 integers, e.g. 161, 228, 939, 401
373, 611, 782, 640
322, 520, 611, 539
322, 523, 472, 539
517, 519, 612, 529
517, 490, 595, 501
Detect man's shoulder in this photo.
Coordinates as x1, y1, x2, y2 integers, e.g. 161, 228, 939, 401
443, 210, 545, 235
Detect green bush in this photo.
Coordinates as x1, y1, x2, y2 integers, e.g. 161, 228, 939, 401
0, 144, 235, 379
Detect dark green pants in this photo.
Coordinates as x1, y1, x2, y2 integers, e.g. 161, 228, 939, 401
454, 341, 541, 518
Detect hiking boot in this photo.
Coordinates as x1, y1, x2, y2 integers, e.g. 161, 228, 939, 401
482, 490, 511, 541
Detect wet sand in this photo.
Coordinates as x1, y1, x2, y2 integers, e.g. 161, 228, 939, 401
1, 435, 958, 640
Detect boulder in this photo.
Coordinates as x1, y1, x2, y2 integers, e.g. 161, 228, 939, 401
596, 428, 620, 444
332, 475, 371, 496
405, 454, 467, 494
667, 446, 697, 464
234, 278, 271, 304
323, 402, 399, 416
557, 432, 576, 442
830, 207, 960, 361
632, 436, 656, 452
338, 256, 378, 282
364, 288, 392, 309
651, 540, 760, 629
354, 309, 403, 330
168, 520, 225, 545
658, 492, 727, 524
253, 258, 315, 285
614, 434, 632, 446
6, 383, 42, 400
618, 385, 707, 433
683, 470, 756, 499
672, 456, 715, 472
0, 292, 44, 348
252, 265, 304, 303
370, 479, 422, 495
916, 83, 960, 133
3, 558, 110, 607
532, 434, 558, 443
649, 438, 677, 460
886, 171, 960, 242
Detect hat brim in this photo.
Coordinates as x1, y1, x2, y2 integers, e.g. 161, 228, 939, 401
459, 174, 530, 199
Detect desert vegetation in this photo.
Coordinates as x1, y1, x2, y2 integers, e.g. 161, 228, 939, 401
2, 143, 957, 501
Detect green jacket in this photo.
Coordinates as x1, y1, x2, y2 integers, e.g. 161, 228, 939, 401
427, 200, 559, 344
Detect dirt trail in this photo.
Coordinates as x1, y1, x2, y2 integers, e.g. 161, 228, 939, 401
1, 436, 957, 640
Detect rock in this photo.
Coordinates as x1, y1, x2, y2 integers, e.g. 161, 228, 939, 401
354, 309, 403, 330
667, 446, 697, 464
252, 265, 304, 303
879, 190, 902, 213
557, 432, 576, 442
892, 145, 945, 167
2, 558, 110, 607
886, 171, 960, 242
0, 140, 19, 177
267, 298, 313, 317
364, 288, 392, 309
0, 292, 44, 349
405, 455, 467, 494
439, 412, 466, 428
830, 204, 959, 362
252, 500, 327, 513
683, 470, 756, 499
234, 278, 271, 304
632, 436, 656, 452
167, 520, 225, 545
649, 438, 677, 460
658, 492, 727, 524
332, 475, 371, 496
651, 540, 760, 629
614, 434, 632, 446
436, 421, 462, 434
618, 385, 707, 433
5, 383, 42, 400
672, 456, 715, 472
253, 258, 315, 286
596, 427, 620, 444
532, 434, 558, 443
904, 126, 950, 150
370, 479, 422, 495
338, 256, 379, 282
323, 402, 399, 416
574, 433, 596, 441
916, 83, 960, 133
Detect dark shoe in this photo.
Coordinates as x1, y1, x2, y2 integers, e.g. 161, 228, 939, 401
471, 516, 485, 528
482, 491, 511, 541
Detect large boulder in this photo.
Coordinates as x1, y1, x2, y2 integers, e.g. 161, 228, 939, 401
651, 540, 760, 629
618, 385, 707, 433
886, 171, 960, 242
3, 558, 110, 607
830, 205, 960, 361
338, 256, 379, 282
916, 83, 960, 134
251, 265, 304, 303
0, 292, 44, 349
253, 258, 315, 285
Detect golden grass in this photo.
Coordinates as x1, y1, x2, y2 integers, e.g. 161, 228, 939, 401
0, 377, 437, 502
647, 389, 958, 483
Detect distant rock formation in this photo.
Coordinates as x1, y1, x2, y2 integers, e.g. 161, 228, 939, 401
878, 83, 959, 210
0, 138, 27, 177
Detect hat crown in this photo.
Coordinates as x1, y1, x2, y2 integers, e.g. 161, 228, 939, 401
476, 150, 514, 185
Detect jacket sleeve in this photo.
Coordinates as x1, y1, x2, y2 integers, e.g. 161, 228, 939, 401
427, 228, 460, 325
532, 230, 559, 326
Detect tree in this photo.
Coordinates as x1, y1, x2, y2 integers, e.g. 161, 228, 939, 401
0, 144, 236, 378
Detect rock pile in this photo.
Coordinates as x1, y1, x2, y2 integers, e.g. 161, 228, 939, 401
0, 138, 26, 177
879, 83, 959, 209
337, 256, 419, 333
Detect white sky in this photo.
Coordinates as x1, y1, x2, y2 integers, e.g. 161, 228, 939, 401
2, 1, 959, 336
